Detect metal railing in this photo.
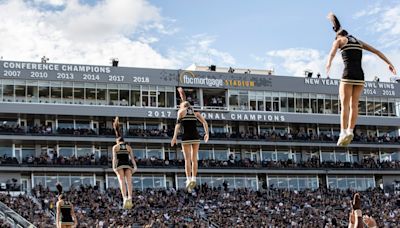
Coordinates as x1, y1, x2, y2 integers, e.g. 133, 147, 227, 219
0, 201, 36, 228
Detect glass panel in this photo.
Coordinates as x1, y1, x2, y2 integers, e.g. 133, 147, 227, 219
15, 83, 26, 103
62, 82, 73, 104
76, 147, 92, 157
51, 82, 62, 104
214, 150, 228, 161
85, 83, 96, 105
0, 146, 13, 157
97, 84, 107, 105
59, 147, 75, 157
39, 82, 50, 103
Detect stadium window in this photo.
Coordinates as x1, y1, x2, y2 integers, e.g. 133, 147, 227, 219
14, 80, 26, 103
359, 97, 366, 115
388, 98, 396, 116
97, 84, 107, 105
76, 146, 93, 158
39, 81, 50, 103
166, 86, 175, 108
317, 94, 324, 114
287, 92, 294, 112
84, 83, 96, 105
146, 146, 163, 159
130, 85, 141, 106
158, 87, 166, 107
366, 97, 374, 115
119, 84, 129, 106
276, 147, 290, 161
280, 92, 288, 112
381, 98, 389, 116
142, 175, 154, 189
335, 148, 348, 162
261, 150, 276, 161
332, 95, 339, 114
239, 91, 249, 111
321, 148, 335, 162
198, 148, 213, 160
295, 93, 302, 112
108, 84, 118, 106
373, 97, 382, 116
62, 82, 73, 104
249, 92, 257, 111
257, 91, 264, 111
228, 90, 239, 110
51, 81, 62, 104
310, 94, 317, 113
3, 81, 14, 102
0, 146, 13, 158
133, 147, 145, 159
58, 146, 75, 158
33, 175, 46, 188
22, 147, 35, 161
302, 93, 310, 113
214, 148, 228, 161
272, 92, 280, 112
58, 175, 71, 191
324, 95, 332, 114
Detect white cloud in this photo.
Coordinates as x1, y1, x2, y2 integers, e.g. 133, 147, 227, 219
32, 0, 66, 7
260, 48, 341, 79
169, 34, 236, 67
0, 0, 178, 68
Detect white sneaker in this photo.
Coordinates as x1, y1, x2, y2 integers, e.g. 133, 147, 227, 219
342, 133, 354, 146
337, 134, 347, 146
189, 179, 196, 190
122, 198, 127, 209
125, 198, 133, 209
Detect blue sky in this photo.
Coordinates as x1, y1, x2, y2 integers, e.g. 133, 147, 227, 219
1, 0, 399, 81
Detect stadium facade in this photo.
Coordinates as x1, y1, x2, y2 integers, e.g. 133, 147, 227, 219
0, 60, 399, 193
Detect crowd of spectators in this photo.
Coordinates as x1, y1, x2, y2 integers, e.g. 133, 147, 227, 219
1, 185, 399, 227
0, 193, 53, 228
2, 152, 400, 171
22, 153, 108, 166
213, 130, 400, 144
204, 96, 225, 107
1, 123, 400, 144
0, 217, 11, 228
127, 128, 173, 138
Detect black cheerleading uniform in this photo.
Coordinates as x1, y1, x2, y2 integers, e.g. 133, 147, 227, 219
59, 201, 74, 225
177, 107, 200, 144
114, 143, 134, 170
340, 35, 365, 85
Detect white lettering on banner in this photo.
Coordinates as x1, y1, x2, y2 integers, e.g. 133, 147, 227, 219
182, 75, 223, 87
3, 61, 111, 73
304, 78, 339, 86
305, 78, 397, 97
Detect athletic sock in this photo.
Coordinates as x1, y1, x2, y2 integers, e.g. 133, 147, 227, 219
192, 176, 196, 182
340, 129, 347, 136
347, 128, 354, 135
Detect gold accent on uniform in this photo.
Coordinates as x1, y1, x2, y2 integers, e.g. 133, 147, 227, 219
341, 79, 365, 85
181, 139, 201, 144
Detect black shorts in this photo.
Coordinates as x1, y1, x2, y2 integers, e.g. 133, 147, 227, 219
115, 160, 134, 171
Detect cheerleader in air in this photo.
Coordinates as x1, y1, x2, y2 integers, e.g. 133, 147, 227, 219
56, 183, 77, 228
326, 13, 396, 146
171, 87, 209, 192
112, 116, 137, 209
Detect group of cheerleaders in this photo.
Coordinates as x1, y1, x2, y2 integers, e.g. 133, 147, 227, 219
55, 13, 396, 227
